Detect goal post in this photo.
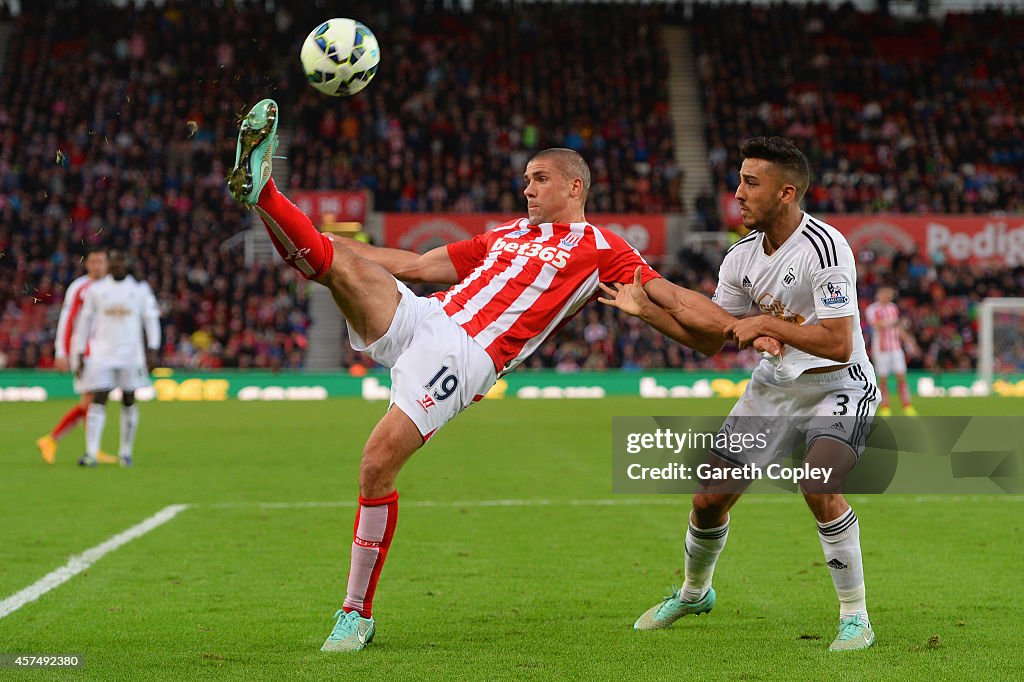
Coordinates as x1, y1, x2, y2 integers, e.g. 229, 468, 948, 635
977, 298, 1024, 388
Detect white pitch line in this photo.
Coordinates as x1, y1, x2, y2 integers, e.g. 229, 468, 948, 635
201, 495, 1023, 510
0, 504, 190, 620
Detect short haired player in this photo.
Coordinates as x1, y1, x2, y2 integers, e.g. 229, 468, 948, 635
601, 137, 879, 651
224, 99, 781, 653
72, 250, 161, 468
36, 247, 117, 465
865, 286, 918, 416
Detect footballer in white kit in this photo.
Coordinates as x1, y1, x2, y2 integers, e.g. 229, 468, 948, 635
711, 212, 879, 463
602, 138, 878, 652
72, 251, 161, 466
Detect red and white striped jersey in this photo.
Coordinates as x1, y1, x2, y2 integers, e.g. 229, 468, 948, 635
436, 218, 660, 373
54, 275, 93, 360
865, 301, 902, 353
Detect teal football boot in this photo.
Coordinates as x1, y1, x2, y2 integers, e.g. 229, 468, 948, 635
634, 586, 716, 630
226, 98, 279, 206
321, 609, 375, 652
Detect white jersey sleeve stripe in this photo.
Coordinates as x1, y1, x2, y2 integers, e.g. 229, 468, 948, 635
590, 224, 611, 250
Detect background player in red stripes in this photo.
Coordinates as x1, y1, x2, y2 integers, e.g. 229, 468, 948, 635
864, 285, 918, 416
35, 247, 117, 465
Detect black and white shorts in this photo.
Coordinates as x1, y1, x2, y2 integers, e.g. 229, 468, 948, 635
713, 360, 881, 466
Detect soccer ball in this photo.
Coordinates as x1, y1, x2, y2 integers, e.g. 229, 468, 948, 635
300, 18, 380, 97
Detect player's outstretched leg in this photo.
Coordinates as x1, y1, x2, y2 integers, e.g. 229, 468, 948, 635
226, 99, 278, 207
227, 99, 334, 281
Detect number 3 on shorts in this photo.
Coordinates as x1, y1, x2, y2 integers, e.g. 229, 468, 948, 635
833, 393, 849, 416
425, 365, 459, 401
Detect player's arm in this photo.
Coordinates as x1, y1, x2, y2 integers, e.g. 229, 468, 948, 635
643, 277, 739, 341
142, 286, 162, 371
725, 314, 854, 363
327, 235, 460, 285
53, 296, 73, 370
599, 271, 725, 356
71, 290, 96, 377
898, 325, 920, 355
600, 268, 782, 358
726, 259, 858, 363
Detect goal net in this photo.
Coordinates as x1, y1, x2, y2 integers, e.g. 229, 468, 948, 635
978, 298, 1024, 389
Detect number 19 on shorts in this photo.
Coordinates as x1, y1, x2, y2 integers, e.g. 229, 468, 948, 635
416, 365, 459, 411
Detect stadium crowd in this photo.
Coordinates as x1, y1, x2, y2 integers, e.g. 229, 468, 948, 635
694, 3, 1024, 217
0, 2, 310, 370
287, 3, 682, 213
0, 1, 1020, 373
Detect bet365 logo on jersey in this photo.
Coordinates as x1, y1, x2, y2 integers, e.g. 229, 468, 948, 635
491, 238, 572, 268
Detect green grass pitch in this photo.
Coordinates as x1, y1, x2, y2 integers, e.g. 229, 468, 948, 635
1, 396, 1021, 680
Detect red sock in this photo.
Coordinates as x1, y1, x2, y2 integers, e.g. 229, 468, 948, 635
342, 490, 399, 618
51, 404, 86, 440
253, 178, 334, 280
898, 382, 912, 408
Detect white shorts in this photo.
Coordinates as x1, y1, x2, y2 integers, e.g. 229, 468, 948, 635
872, 349, 907, 377
348, 280, 497, 441
714, 361, 881, 466
80, 358, 152, 393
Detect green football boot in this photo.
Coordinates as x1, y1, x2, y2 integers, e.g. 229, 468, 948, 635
828, 615, 875, 651
321, 609, 375, 653
226, 98, 279, 206
634, 586, 716, 630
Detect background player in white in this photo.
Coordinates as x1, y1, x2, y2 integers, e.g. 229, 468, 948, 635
865, 285, 918, 416
225, 99, 778, 653
73, 250, 161, 468
36, 247, 116, 465
601, 137, 879, 651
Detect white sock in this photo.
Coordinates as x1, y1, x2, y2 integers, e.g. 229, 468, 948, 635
817, 506, 869, 626
119, 403, 139, 457
85, 403, 106, 458
681, 514, 729, 602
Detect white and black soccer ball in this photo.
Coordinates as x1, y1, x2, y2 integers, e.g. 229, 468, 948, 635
300, 18, 380, 97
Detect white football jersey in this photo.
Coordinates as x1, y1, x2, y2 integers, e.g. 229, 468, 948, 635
73, 275, 161, 364
713, 212, 868, 382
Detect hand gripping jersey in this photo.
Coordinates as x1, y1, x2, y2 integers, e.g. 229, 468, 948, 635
712, 213, 869, 382
438, 218, 660, 373
72, 275, 161, 364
